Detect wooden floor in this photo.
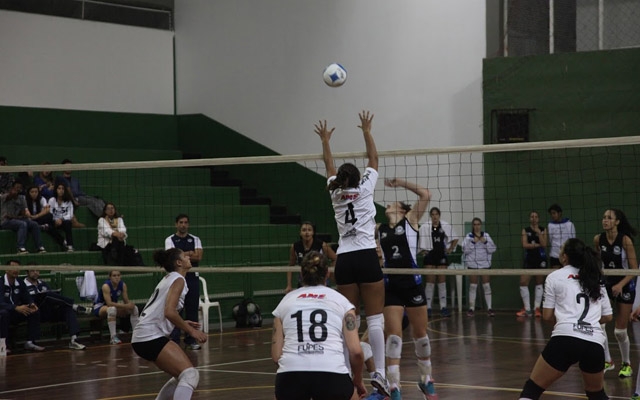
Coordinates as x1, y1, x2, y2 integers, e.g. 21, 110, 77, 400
2, 312, 640, 400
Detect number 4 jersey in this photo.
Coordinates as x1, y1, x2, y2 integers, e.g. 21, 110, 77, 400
328, 167, 378, 254
272, 285, 355, 374
544, 265, 612, 346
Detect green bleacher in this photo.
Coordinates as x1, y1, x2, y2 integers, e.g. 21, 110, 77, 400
1, 148, 300, 332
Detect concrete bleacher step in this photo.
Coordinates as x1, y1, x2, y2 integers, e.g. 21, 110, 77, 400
74, 167, 212, 186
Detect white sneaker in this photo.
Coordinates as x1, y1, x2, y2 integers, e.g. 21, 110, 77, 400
69, 340, 86, 350
110, 336, 122, 345
188, 343, 201, 350
24, 341, 45, 351
370, 371, 391, 397
66, 245, 75, 252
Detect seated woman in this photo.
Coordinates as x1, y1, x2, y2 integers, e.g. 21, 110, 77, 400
25, 185, 66, 249
98, 202, 128, 265
47, 183, 75, 252
92, 270, 139, 345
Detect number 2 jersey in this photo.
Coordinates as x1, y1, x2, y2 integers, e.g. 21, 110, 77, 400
272, 285, 355, 374
328, 167, 378, 254
544, 265, 612, 347
132, 271, 187, 343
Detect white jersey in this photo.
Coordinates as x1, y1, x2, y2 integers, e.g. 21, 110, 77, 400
131, 272, 187, 343
272, 285, 355, 374
547, 219, 576, 258
328, 167, 378, 254
544, 265, 612, 347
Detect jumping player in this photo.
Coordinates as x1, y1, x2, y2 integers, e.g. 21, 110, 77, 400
315, 110, 390, 397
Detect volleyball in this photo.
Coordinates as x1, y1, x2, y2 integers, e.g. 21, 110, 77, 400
323, 63, 347, 87
246, 302, 257, 314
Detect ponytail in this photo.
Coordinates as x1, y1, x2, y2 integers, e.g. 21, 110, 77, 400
327, 163, 360, 191
152, 248, 183, 273
563, 238, 603, 302
300, 251, 329, 286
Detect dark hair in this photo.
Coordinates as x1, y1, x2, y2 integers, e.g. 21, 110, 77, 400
429, 207, 441, 216
299, 221, 316, 237
548, 203, 562, 213
62, 159, 72, 164
562, 238, 603, 302
608, 208, 637, 241
25, 185, 43, 213
6, 259, 21, 265
472, 217, 482, 224
175, 213, 189, 223
530, 210, 539, 218
153, 248, 183, 273
398, 202, 411, 213
300, 251, 329, 286
55, 183, 73, 202
0, 156, 6, 163
327, 163, 360, 191
102, 202, 121, 218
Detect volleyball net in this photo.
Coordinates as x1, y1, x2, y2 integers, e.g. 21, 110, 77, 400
2, 135, 640, 278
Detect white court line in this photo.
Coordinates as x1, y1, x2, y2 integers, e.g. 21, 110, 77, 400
0, 357, 273, 395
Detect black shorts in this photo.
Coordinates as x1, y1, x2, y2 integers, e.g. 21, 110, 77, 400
385, 284, 427, 308
541, 335, 604, 374
549, 257, 561, 267
275, 371, 354, 400
605, 277, 636, 304
334, 248, 383, 285
524, 257, 547, 269
131, 336, 170, 361
423, 251, 448, 267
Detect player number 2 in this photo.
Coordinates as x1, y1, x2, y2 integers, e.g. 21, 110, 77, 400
575, 293, 591, 326
291, 309, 328, 342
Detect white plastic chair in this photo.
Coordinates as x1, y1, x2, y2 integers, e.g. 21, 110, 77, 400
198, 276, 223, 333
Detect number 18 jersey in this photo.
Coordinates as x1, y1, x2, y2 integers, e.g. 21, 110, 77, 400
328, 167, 378, 254
272, 285, 355, 373
544, 265, 612, 346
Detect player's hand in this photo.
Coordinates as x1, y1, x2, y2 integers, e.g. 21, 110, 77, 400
186, 320, 201, 329
631, 307, 640, 322
357, 110, 373, 133
384, 178, 398, 188
192, 329, 208, 344
314, 120, 335, 142
354, 380, 367, 398
612, 284, 623, 298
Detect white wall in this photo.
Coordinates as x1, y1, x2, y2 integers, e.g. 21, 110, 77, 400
174, 1, 486, 153
0, 10, 174, 114
174, 1, 486, 230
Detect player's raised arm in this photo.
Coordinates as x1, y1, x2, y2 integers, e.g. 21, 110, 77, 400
358, 110, 378, 171
314, 119, 337, 177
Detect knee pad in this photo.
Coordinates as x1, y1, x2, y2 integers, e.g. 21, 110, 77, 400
614, 328, 628, 343
414, 336, 431, 359
360, 341, 373, 362
585, 388, 608, 400
520, 379, 545, 400
177, 367, 199, 391
366, 314, 383, 332
385, 335, 403, 359
107, 306, 117, 318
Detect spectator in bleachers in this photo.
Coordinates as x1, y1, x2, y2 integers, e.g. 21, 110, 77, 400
92, 270, 139, 345
0, 260, 45, 352
24, 266, 90, 350
55, 159, 105, 218
25, 185, 67, 249
16, 168, 33, 192
97, 202, 128, 265
0, 156, 15, 195
1, 181, 46, 254
165, 214, 203, 350
48, 183, 75, 252
33, 162, 56, 200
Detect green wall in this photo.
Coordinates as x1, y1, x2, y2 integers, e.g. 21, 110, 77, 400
482, 48, 640, 309
0, 105, 178, 150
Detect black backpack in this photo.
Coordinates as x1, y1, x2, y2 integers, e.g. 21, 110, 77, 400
233, 298, 262, 328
